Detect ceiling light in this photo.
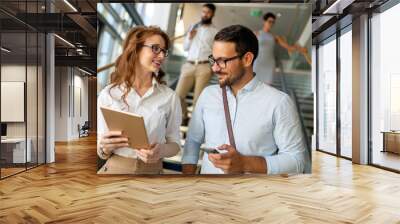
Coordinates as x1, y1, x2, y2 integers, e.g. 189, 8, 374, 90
322, 0, 354, 15
54, 34, 75, 48
1, 47, 11, 53
63, 0, 78, 12
323, 0, 341, 14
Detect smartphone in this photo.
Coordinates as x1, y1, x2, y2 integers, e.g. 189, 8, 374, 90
200, 147, 219, 154
192, 22, 201, 30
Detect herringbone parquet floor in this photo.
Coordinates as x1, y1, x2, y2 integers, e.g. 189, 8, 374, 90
1, 135, 400, 223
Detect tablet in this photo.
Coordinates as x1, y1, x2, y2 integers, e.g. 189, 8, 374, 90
100, 106, 150, 149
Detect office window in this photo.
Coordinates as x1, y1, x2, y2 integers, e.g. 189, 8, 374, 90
97, 30, 114, 69
97, 3, 140, 93
318, 36, 337, 154
1, 31, 27, 177
97, 29, 122, 92
27, 31, 39, 170
339, 28, 352, 158
172, 3, 186, 57
371, 3, 400, 171
0, 1, 46, 179
312, 46, 317, 151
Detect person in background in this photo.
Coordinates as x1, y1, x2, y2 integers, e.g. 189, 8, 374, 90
97, 26, 182, 174
254, 12, 307, 84
175, 3, 218, 125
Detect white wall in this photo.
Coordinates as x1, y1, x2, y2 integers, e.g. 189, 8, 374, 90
55, 66, 68, 141
55, 67, 89, 141
370, 4, 400, 161
72, 72, 89, 138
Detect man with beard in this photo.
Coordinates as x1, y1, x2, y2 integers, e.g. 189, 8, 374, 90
175, 3, 218, 125
181, 25, 309, 175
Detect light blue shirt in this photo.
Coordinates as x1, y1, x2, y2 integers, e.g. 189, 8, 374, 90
181, 77, 308, 174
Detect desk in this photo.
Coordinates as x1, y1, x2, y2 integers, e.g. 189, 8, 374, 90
1, 138, 32, 163
381, 131, 400, 155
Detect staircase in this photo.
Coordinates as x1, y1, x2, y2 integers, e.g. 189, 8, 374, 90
271, 71, 314, 142
271, 65, 313, 173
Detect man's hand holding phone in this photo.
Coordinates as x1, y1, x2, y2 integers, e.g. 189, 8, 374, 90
200, 147, 219, 154
207, 144, 245, 174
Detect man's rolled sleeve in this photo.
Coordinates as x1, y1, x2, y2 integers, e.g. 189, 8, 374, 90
183, 27, 193, 51
264, 94, 307, 175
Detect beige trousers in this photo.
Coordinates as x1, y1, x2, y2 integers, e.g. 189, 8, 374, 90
97, 154, 163, 175
175, 62, 213, 120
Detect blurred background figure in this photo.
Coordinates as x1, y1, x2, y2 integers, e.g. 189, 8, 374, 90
254, 12, 308, 84
175, 3, 218, 125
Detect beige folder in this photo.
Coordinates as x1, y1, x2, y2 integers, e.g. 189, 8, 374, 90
100, 106, 150, 149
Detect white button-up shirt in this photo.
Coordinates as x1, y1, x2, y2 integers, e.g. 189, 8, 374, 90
97, 78, 182, 158
181, 77, 309, 174
183, 24, 218, 61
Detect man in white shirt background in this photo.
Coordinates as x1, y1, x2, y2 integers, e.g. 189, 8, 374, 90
181, 25, 309, 175
175, 3, 218, 125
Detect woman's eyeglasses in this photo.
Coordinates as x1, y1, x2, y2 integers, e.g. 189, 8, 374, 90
143, 44, 169, 57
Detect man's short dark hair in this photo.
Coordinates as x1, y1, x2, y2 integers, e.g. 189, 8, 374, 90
263, 12, 276, 21
214, 25, 258, 65
203, 3, 216, 13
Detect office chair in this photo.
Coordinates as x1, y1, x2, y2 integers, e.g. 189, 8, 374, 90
79, 121, 90, 138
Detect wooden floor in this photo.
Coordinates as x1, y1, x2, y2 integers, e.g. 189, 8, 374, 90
1, 163, 45, 178
372, 150, 400, 171
1, 136, 400, 223
1, 167, 26, 178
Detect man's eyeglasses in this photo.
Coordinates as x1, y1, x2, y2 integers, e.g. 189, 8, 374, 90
143, 44, 169, 57
208, 54, 244, 69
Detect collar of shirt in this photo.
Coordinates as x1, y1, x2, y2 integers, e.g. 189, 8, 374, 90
226, 75, 260, 96
117, 77, 160, 94
133, 77, 161, 100
151, 76, 160, 89
200, 24, 216, 29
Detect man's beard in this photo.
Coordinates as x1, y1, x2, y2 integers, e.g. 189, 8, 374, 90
218, 66, 246, 87
201, 17, 212, 24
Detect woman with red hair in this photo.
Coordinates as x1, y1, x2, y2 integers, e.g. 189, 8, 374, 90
97, 26, 181, 174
